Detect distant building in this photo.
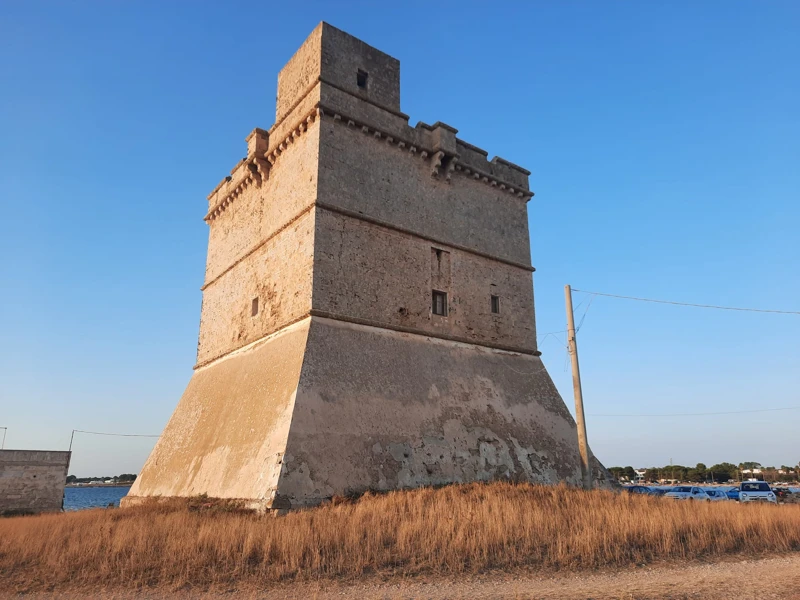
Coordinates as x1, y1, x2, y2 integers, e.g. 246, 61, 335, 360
0, 450, 71, 515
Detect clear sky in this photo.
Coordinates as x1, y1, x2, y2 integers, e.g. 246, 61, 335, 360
1, 2, 798, 477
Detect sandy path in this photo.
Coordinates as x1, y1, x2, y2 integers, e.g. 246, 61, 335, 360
9, 553, 800, 600
274, 554, 800, 599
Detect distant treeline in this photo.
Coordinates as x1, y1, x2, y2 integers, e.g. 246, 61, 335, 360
609, 462, 799, 484
66, 474, 137, 484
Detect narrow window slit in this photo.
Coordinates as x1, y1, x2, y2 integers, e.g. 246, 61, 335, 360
432, 290, 448, 316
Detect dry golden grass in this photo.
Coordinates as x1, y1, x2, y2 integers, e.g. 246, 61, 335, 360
1, 482, 799, 592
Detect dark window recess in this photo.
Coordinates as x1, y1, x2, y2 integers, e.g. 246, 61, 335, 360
357, 69, 368, 89
491, 295, 501, 314
432, 290, 448, 316
251, 297, 259, 317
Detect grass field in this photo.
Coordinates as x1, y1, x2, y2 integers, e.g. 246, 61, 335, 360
1, 482, 799, 592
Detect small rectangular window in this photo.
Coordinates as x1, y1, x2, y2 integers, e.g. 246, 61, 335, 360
432, 290, 448, 316
251, 297, 259, 317
357, 69, 368, 89
491, 295, 500, 314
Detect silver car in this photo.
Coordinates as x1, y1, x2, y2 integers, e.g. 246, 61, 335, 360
739, 481, 777, 504
703, 489, 729, 502
664, 486, 710, 501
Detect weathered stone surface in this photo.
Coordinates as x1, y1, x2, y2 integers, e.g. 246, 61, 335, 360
126, 321, 309, 507
280, 317, 584, 506
312, 208, 536, 352
0, 450, 70, 514
125, 22, 609, 510
317, 119, 532, 266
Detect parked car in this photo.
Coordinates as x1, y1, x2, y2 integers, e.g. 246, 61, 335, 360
625, 485, 654, 495
739, 481, 777, 504
703, 489, 729, 502
664, 486, 711, 501
725, 487, 740, 501
650, 487, 671, 497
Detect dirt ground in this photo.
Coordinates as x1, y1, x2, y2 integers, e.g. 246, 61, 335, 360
8, 553, 800, 600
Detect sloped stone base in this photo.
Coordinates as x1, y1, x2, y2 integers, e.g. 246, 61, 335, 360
124, 316, 609, 510
122, 319, 310, 509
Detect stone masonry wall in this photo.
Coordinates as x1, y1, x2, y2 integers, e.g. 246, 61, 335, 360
313, 208, 536, 352
0, 450, 70, 514
277, 23, 401, 123
198, 122, 321, 366
317, 117, 532, 267
276, 25, 324, 123
197, 209, 315, 366
204, 124, 320, 284
279, 317, 580, 506
126, 321, 310, 506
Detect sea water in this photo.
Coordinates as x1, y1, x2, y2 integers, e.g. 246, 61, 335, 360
64, 486, 131, 511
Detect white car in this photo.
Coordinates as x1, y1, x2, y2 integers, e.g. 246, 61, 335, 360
703, 489, 729, 502
739, 481, 777, 504
664, 486, 710, 501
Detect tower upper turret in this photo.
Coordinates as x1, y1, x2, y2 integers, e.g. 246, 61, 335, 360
277, 23, 401, 123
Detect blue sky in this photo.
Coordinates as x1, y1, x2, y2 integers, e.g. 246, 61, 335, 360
1, 2, 798, 476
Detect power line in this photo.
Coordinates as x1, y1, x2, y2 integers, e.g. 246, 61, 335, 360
588, 406, 800, 418
571, 289, 800, 315
0, 427, 6, 450
69, 429, 161, 451
575, 294, 596, 332
537, 329, 567, 340
72, 429, 161, 438
573, 295, 589, 313
538, 331, 568, 350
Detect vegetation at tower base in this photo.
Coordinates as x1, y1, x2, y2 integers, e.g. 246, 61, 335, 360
3, 482, 800, 593
124, 22, 612, 510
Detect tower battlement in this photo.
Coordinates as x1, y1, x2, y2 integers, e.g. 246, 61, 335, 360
124, 24, 609, 512
206, 23, 532, 226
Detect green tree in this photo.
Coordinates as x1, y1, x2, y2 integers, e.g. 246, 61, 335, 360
740, 461, 762, 470
708, 463, 737, 483
687, 463, 707, 483
663, 465, 688, 482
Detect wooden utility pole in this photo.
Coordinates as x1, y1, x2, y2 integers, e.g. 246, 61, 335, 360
565, 285, 592, 490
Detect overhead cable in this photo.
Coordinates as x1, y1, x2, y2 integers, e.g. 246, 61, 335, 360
72, 429, 161, 438
571, 289, 800, 315
588, 406, 800, 418
69, 429, 161, 451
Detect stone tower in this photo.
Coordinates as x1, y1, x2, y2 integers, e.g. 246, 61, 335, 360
124, 23, 608, 510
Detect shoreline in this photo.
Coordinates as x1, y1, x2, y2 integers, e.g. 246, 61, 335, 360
65, 483, 133, 488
